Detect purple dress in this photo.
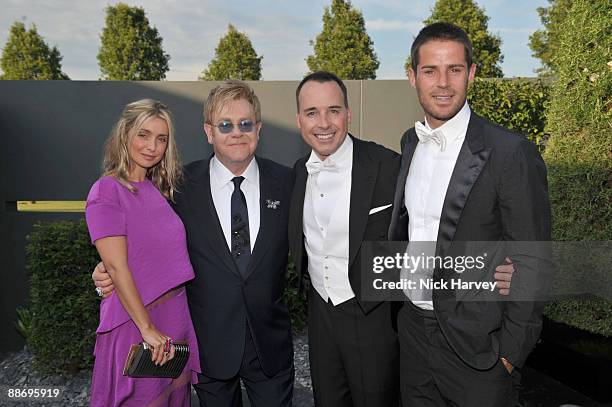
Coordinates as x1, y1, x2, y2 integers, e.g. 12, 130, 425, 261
85, 176, 200, 407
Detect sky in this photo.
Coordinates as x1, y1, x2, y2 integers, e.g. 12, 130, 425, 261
0, 0, 549, 80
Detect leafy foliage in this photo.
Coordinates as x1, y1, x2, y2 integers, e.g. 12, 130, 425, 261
528, 0, 573, 78
283, 257, 307, 331
97, 3, 170, 80
306, 0, 379, 79
0, 22, 69, 80
540, 0, 611, 333
200, 24, 263, 81
24, 220, 100, 374
467, 78, 550, 148
542, 0, 611, 242
15, 307, 32, 339
545, 297, 612, 337
409, 0, 503, 78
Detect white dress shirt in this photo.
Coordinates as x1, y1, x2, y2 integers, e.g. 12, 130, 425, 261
405, 102, 471, 309
303, 136, 354, 305
209, 156, 260, 252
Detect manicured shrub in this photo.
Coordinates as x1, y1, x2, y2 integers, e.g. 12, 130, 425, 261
540, 0, 612, 327
544, 296, 612, 337
24, 220, 100, 374
467, 78, 551, 149
283, 257, 307, 331
542, 0, 611, 242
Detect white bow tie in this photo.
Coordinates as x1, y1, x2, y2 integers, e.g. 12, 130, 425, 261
306, 159, 338, 175
415, 121, 446, 151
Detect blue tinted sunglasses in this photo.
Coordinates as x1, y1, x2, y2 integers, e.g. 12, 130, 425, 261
212, 119, 259, 134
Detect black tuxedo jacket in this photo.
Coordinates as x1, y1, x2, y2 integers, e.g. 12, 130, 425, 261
389, 113, 551, 370
289, 136, 401, 314
174, 156, 293, 380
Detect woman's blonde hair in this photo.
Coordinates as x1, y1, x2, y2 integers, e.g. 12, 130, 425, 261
102, 99, 182, 200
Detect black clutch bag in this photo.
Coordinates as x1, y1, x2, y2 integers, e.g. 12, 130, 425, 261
123, 341, 190, 378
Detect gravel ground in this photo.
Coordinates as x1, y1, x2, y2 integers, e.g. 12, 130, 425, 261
0, 348, 91, 406
4, 334, 602, 407
0, 333, 313, 407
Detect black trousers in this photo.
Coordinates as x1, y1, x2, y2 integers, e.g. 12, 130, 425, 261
398, 302, 519, 407
193, 323, 294, 407
308, 290, 400, 407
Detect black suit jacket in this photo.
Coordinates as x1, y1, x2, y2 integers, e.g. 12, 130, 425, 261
174, 156, 293, 380
289, 136, 401, 314
389, 113, 551, 370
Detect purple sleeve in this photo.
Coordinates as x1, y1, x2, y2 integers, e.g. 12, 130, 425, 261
85, 178, 127, 244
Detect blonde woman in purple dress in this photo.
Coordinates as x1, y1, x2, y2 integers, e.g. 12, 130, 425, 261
85, 99, 200, 406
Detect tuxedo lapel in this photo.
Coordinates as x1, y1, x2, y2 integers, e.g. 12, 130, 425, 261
186, 160, 240, 276
245, 157, 282, 279
348, 138, 378, 269
399, 130, 419, 188
436, 115, 491, 249
389, 129, 418, 240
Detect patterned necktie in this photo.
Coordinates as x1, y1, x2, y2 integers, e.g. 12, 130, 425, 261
415, 121, 447, 151
231, 176, 251, 276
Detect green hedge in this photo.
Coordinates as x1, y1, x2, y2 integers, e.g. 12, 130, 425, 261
24, 220, 100, 374
467, 77, 551, 149
542, 0, 611, 242
540, 0, 612, 329
544, 296, 612, 337
283, 257, 307, 331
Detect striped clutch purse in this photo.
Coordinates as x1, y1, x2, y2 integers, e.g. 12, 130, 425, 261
123, 341, 190, 378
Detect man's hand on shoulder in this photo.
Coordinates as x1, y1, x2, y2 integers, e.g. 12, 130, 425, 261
495, 257, 514, 296
92, 261, 114, 298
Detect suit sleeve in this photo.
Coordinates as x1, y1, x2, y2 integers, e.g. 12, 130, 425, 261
497, 139, 552, 368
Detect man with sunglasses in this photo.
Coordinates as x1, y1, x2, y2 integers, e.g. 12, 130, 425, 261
93, 80, 294, 407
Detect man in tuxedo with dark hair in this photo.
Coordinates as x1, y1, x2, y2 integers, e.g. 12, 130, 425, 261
289, 71, 401, 407
389, 22, 551, 406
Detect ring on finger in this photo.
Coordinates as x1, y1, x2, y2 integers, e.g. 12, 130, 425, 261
164, 337, 173, 353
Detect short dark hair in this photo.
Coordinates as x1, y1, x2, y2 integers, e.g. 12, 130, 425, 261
296, 71, 349, 111
411, 22, 473, 73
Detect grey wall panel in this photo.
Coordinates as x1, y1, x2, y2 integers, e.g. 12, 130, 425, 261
361, 80, 423, 151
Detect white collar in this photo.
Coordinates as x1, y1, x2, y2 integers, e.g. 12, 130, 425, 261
210, 155, 259, 189
306, 134, 353, 170
424, 101, 471, 142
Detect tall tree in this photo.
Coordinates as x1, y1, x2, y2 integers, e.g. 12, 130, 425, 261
306, 0, 379, 79
200, 24, 263, 81
409, 0, 504, 78
97, 3, 170, 80
528, 0, 573, 77
0, 21, 69, 80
